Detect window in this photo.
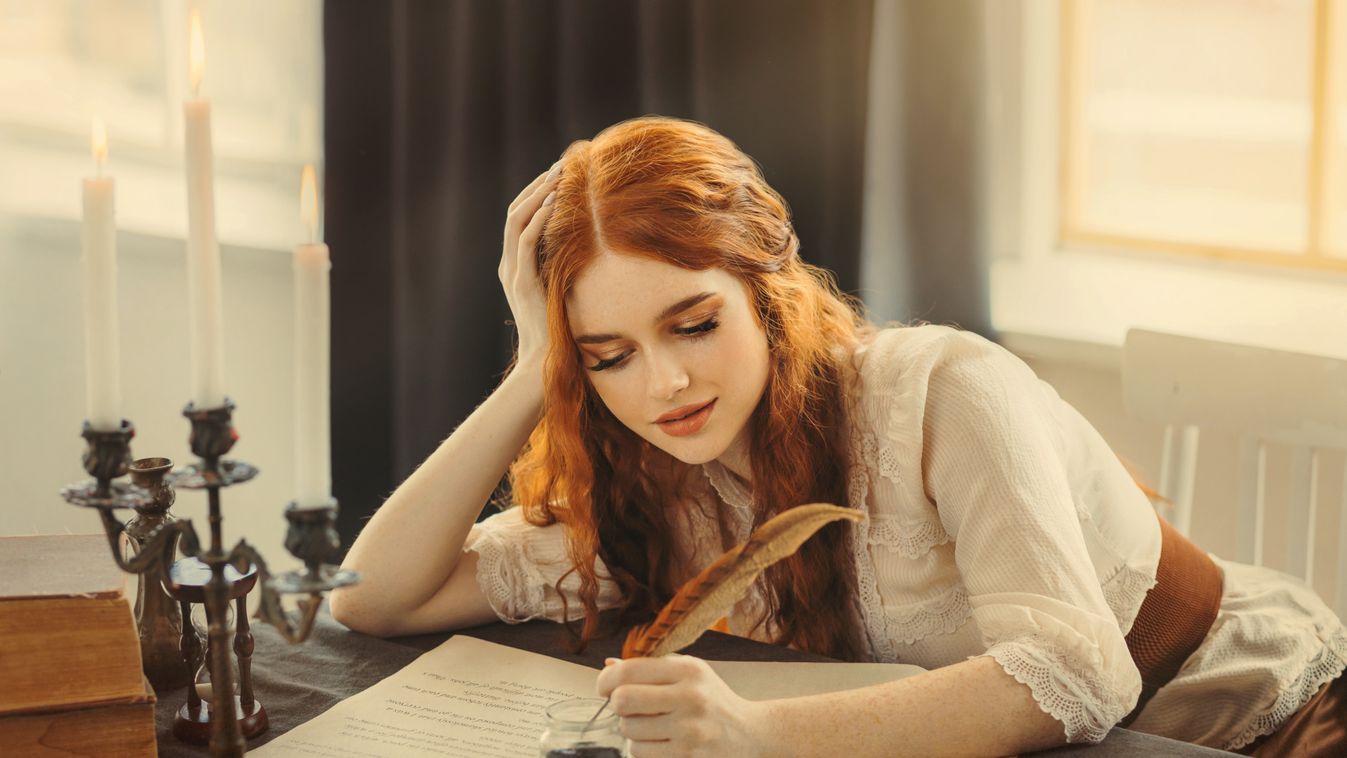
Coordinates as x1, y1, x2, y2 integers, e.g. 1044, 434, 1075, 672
1060, 0, 1347, 271
986, 0, 1347, 359
0, 0, 323, 250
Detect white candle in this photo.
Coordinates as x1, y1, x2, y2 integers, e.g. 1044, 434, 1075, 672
183, 9, 226, 409
82, 117, 122, 431
294, 165, 331, 504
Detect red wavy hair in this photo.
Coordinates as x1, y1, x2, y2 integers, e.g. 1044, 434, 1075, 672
503, 115, 874, 660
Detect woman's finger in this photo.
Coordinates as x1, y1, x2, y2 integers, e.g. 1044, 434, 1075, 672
512, 163, 561, 227
609, 682, 681, 717
502, 164, 560, 285
598, 656, 700, 696
508, 161, 562, 230
627, 741, 678, 758
619, 712, 674, 741
515, 188, 555, 281
507, 161, 556, 214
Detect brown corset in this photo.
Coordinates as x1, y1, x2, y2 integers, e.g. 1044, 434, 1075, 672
1119, 512, 1224, 726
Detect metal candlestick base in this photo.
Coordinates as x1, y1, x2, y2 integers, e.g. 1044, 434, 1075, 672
161, 398, 259, 757
125, 457, 193, 692
64, 399, 359, 758
231, 498, 358, 645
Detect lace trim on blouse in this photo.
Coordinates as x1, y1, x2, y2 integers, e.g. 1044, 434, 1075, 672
856, 425, 903, 489
845, 423, 909, 662
845, 338, 969, 660
885, 585, 971, 645
867, 510, 952, 559
1226, 629, 1347, 751
467, 526, 548, 623
983, 633, 1132, 744
700, 461, 754, 513
1099, 561, 1157, 631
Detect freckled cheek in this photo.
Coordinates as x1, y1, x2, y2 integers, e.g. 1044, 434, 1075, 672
708, 323, 762, 373
591, 375, 647, 428
693, 343, 732, 382
725, 331, 770, 402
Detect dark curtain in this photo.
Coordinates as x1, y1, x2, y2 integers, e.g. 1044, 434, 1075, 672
896, 0, 991, 337
324, 0, 874, 546
858, 0, 992, 335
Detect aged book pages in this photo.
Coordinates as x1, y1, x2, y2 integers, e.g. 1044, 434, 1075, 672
0, 684, 157, 758
252, 636, 924, 758
0, 534, 150, 715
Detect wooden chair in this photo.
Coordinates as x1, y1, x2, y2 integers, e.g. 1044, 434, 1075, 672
1121, 328, 1347, 617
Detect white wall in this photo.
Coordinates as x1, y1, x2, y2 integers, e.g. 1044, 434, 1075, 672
1010, 339, 1346, 609
0, 216, 303, 576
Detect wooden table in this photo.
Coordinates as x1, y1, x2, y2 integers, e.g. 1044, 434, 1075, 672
154, 607, 1235, 756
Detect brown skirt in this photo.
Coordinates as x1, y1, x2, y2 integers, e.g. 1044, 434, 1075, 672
1237, 673, 1347, 757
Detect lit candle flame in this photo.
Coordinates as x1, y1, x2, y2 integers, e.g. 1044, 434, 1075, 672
91, 116, 107, 175
189, 9, 205, 95
301, 164, 319, 244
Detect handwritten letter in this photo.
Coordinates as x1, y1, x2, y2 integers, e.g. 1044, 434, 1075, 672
252, 635, 923, 757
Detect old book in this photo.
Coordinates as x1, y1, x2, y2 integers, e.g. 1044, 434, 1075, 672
0, 533, 154, 715
0, 679, 157, 757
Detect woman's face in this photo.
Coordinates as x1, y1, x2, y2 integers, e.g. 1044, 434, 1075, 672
566, 251, 770, 469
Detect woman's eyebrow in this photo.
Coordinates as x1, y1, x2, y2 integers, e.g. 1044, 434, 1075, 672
574, 291, 718, 344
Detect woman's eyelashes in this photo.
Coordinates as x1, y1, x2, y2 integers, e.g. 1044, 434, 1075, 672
586, 317, 721, 372
677, 317, 720, 337
589, 353, 626, 372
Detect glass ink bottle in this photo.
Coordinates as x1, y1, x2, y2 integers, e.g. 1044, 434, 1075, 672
539, 697, 628, 758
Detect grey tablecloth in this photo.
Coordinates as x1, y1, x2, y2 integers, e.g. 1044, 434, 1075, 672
154, 608, 1234, 757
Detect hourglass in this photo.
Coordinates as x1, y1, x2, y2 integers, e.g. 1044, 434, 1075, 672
167, 555, 266, 745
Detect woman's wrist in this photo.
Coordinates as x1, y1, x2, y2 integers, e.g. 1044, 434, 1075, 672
739, 698, 785, 758
504, 358, 545, 416
513, 353, 545, 377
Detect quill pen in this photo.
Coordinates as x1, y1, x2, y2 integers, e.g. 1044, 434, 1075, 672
581, 503, 862, 737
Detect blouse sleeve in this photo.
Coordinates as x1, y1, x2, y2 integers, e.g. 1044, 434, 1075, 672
919, 331, 1142, 743
463, 506, 623, 624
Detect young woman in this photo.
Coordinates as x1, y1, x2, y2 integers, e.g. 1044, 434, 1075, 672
330, 116, 1347, 756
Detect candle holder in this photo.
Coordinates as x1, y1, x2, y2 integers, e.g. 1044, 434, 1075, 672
59, 419, 198, 587
160, 398, 259, 756
60, 419, 149, 508
124, 457, 193, 692
247, 499, 359, 639
62, 397, 359, 758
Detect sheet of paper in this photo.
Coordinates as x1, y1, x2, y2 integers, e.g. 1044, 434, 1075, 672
251, 635, 925, 757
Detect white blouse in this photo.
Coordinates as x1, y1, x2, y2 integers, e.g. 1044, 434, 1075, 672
463, 325, 1347, 750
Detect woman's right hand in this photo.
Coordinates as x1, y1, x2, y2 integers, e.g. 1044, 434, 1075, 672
500, 161, 564, 372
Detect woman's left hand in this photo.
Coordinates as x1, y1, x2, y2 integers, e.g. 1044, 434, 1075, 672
595, 654, 771, 758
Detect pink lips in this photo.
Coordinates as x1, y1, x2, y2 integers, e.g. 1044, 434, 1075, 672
655, 400, 714, 423
655, 399, 716, 437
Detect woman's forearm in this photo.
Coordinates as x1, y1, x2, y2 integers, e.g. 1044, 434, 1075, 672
330, 364, 543, 625
748, 655, 1068, 757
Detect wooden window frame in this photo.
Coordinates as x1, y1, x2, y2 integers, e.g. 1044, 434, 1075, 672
1057, 0, 1347, 273
985, 0, 1347, 362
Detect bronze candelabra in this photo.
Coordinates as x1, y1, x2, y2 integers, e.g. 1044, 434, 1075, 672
60, 398, 358, 758
124, 455, 192, 693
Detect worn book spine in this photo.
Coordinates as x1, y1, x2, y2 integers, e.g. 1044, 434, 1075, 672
0, 697, 157, 757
